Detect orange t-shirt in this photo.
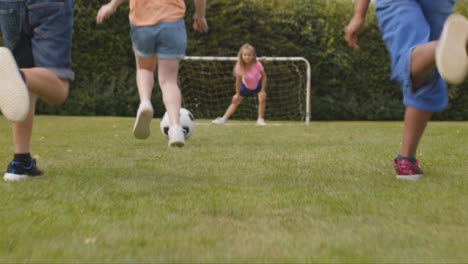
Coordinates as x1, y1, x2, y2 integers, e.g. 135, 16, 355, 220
129, 0, 186, 26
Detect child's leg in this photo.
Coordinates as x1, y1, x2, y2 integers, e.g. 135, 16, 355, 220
21, 68, 69, 105
135, 55, 157, 102
133, 54, 156, 139
12, 94, 37, 153
222, 94, 244, 120
408, 0, 456, 88
400, 107, 432, 158
157, 59, 181, 127
158, 58, 185, 147
257, 92, 267, 119
420, 0, 467, 84
410, 41, 438, 88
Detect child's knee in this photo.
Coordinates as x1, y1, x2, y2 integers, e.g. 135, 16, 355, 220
258, 92, 267, 102
51, 80, 69, 105
232, 94, 242, 104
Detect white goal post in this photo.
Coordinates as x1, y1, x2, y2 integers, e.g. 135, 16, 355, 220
180, 56, 311, 124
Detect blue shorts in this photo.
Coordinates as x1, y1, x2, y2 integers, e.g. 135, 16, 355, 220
130, 18, 187, 59
0, 0, 74, 80
240, 79, 262, 97
375, 0, 455, 112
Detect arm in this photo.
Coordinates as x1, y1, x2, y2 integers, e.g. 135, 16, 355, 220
96, 0, 127, 24
260, 71, 267, 93
192, 0, 209, 33
344, 0, 371, 51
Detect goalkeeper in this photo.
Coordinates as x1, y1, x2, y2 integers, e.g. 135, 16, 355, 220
212, 43, 268, 126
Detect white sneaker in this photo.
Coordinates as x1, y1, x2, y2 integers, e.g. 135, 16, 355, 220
0, 47, 29, 122
436, 14, 468, 85
211, 117, 226, 125
133, 101, 153, 139
168, 124, 185, 147
256, 118, 266, 126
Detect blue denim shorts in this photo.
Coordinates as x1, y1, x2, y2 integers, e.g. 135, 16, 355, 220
375, 0, 455, 112
240, 79, 262, 97
130, 18, 187, 59
0, 0, 74, 80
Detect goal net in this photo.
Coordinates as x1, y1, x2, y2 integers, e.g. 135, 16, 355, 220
179, 56, 311, 124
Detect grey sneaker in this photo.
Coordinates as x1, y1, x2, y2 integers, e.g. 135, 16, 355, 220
0, 47, 29, 122
436, 14, 468, 84
211, 117, 226, 125
133, 101, 153, 139
256, 118, 266, 126
168, 124, 185, 147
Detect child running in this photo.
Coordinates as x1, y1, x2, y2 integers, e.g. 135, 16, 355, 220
345, 0, 468, 180
97, 0, 208, 147
0, 0, 75, 181
212, 43, 268, 126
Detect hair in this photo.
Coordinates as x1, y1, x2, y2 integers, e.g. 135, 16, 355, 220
234, 43, 257, 76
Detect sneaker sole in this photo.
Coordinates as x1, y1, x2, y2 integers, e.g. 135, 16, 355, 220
133, 106, 153, 139
168, 126, 185, 147
0, 47, 29, 122
4, 173, 40, 181
211, 121, 226, 125
396, 174, 423, 181
169, 141, 185, 148
436, 14, 468, 85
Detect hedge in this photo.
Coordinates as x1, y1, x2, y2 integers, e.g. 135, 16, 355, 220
6, 0, 468, 120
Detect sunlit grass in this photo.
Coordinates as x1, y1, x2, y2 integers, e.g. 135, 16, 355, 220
1, 116, 467, 262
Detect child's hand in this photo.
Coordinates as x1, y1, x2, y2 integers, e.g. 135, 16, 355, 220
193, 15, 208, 33
96, 3, 116, 24
345, 16, 365, 51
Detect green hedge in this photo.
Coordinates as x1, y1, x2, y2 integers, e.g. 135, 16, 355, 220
25, 0, 468, 120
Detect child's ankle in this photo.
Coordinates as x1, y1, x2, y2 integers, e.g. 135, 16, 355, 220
140, 99, 151, 105
397, 154, 416, 163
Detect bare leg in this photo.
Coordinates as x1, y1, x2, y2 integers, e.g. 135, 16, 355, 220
400, 107, 432, 158
135, 55, 157, 102
21, 68, 69, 105
158, 59, 181, 127
12, 68, 69, 155
410, 41, 438, 89
223, 94, 243, 120
257, 92, 267, 119
12, 93, 37, 153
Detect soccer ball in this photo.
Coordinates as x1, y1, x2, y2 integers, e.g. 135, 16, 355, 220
160, 108, 195, 139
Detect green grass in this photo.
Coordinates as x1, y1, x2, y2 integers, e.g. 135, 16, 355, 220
1, 116, 467, 262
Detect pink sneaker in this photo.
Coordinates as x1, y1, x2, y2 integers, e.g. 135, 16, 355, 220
393, 157, 424, 180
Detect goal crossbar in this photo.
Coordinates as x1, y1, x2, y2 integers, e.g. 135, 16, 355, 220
184, 56, 311, 124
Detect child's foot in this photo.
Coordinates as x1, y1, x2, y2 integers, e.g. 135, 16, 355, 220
4, 159, 42, 181
436, 14, 468, 85
393, 157, 424, 180
256, 118, 266, 126
133, 101, 153, 139
0, 47, 29, 122
168, 125, 185, 147
211, 117, 226, 125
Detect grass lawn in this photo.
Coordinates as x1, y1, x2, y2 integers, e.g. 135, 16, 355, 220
1, 116, 467, 262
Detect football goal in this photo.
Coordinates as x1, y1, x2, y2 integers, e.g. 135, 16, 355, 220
179, 56, 311, 124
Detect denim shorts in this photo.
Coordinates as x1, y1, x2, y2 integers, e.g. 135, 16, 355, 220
375, 0, 455, 112
0, 0, 74, 80
130, 18, 187, 59
240, 79, 262, 97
